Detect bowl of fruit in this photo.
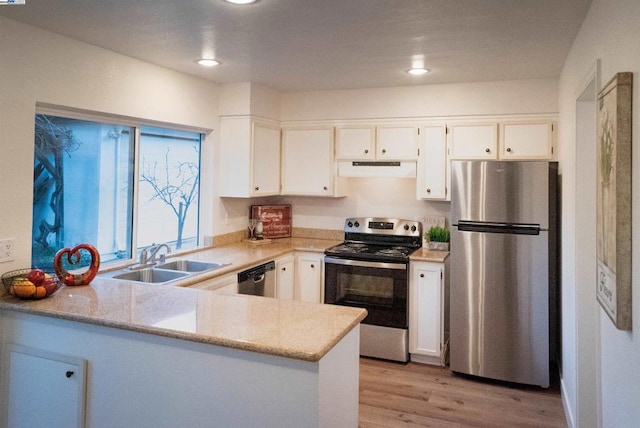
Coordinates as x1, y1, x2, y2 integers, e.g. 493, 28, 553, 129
2, 269, 62, 300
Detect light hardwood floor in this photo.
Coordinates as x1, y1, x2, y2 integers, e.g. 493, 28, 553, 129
359, 358, 566, 427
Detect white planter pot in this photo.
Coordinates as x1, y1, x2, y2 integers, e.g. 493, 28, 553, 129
428, 242, 450, 251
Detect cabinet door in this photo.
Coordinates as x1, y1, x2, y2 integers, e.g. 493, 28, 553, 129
281, 128, 334, 196
252, 122, 281, 196
218, 117, 252, 197
276, 255, 295, 300
409, 263, 443, 359
417, 125, 448, 200
499, 120, 553, 160
376, 125, 418, 160
448, 122, 498, 159
295, 253, 323, 303
335, 126, 375, 160
7, 345, 87, 428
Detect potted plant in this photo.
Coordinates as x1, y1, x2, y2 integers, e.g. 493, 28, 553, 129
426, 226, 450, 251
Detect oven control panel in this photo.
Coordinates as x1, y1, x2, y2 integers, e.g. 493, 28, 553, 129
344, 217, 422, 237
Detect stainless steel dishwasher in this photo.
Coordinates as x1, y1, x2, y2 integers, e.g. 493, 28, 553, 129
237, 261, 276, 297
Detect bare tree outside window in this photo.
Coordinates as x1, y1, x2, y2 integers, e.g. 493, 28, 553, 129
140, 145, 200, 249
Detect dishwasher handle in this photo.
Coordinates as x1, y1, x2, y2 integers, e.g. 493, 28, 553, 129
237, 261, 275, 283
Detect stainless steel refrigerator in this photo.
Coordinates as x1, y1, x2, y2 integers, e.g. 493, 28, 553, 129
450, 160, 558, 387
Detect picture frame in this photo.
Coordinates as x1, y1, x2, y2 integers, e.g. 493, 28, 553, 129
596, 72, 633, 330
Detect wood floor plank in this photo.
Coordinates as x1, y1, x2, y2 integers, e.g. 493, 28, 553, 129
359, 358, 567, 427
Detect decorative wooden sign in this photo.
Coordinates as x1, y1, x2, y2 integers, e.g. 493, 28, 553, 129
596, 72, 633, 330
250, 205, 292, 238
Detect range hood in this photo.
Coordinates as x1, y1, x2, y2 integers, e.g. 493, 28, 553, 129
338, 161, 417, 178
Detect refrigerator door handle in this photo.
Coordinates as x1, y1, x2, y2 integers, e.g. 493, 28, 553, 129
454, 220, 543, 235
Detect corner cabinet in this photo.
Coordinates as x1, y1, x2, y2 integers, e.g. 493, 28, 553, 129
281, 127, 347, 197
5, 345, 87, 428
417, 125, 448, 200
409, 260, 449, 365
219, 116, 281, 198
295, 252, 323, 303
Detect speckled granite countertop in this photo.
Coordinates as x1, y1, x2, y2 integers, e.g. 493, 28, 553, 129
0, 238, 366, 362
409, 248, 450, 263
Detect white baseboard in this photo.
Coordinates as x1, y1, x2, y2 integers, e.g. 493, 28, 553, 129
560, 377, 576, 428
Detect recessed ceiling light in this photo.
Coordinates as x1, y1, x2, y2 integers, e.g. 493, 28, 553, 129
223, 0, 258, 4
197, 59, 221, 67
407, 68, 429, 76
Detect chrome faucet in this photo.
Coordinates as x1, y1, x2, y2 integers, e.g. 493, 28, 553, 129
137, 243, 171, 267
146, 243, 171, 264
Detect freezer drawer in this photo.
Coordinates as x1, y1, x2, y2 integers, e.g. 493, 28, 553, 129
449, 228, 550, 387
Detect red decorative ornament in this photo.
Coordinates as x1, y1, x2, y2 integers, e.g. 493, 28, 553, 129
53, 244, 101, 286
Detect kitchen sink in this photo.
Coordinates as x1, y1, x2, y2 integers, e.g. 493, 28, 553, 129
111, 268, 189, 284
99, 258, 230, 285
155, 259, 229, 272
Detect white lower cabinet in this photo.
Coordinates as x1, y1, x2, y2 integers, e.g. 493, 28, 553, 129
190, 273, 238, 295
275, 254, 295, 300
295, 252, 323, 304
409, 261, 448, 365
6, 345, 87, 428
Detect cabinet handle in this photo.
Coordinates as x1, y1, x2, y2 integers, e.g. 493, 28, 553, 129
282, 267, 286, 271
506, 147, 512, 153
485, 148, 491, 153
310, 264, 315, 269
364, 149, 369, 154
255, 186, 259, 191
420, 273, 424, 278
66, 371, 74, 378
426, 188, 431, 193
323, 186, 328, 191
381, 149, 387, 154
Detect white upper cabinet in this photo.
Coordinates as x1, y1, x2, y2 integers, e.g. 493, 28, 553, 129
376, 125, 419, 160
218, 116, 281, 198
336, 124, 418, 161
448, 122, 499, 160
499, 120, 554, 160
448, 119, 554, 161
417, 125, 448, 200
335, 126, 376, 160
281, 127, 346, 197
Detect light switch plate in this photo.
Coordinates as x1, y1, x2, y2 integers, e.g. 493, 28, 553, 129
0, 238, 16, 263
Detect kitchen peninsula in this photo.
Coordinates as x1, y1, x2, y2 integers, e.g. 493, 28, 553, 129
0, 239, 366, 428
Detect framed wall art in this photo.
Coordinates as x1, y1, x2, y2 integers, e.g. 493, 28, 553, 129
596, 72, 633, 330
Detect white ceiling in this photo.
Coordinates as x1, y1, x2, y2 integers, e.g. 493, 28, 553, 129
0, 0, 592, 92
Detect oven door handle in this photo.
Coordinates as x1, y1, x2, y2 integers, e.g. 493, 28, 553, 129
324, 257, 407, 270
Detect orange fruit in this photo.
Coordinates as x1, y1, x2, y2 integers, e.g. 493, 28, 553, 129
34, 286, 47, 298
13, 282, 36, 298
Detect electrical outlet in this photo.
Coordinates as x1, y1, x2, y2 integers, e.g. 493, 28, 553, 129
0, 238, 16, 263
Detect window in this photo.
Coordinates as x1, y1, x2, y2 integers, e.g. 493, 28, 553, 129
31, 113, 202, 270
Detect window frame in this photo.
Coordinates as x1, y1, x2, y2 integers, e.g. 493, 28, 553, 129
33, 105, 210, 269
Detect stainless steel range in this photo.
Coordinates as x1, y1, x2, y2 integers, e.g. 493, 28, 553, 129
324, 217, 422, 362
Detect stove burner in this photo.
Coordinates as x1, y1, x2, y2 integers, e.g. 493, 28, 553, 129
377, 248, 405, 256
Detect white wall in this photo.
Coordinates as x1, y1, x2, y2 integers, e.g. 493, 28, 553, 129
281, 79, 558, 121
0, 17, 221, 272
558, 0, 640, 426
